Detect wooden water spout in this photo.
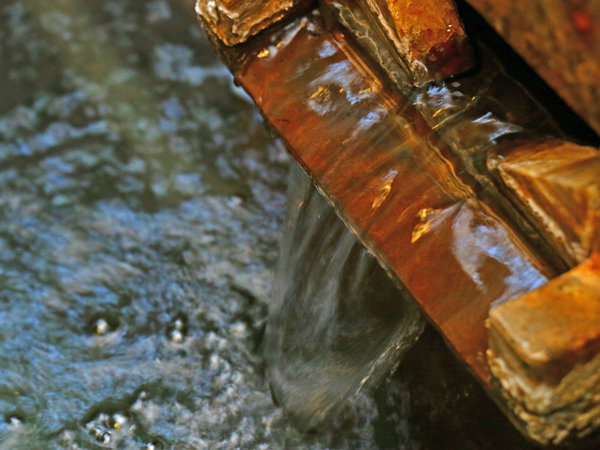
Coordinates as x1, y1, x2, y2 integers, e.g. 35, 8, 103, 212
196, 0, 600, 445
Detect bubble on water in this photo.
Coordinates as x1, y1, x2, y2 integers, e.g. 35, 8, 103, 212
88, 424, 110, 443
88, 314, 119, 336
111, 412, 127, 430
169, 329, 183, 343
7, 415, 22, 426
167, 314, 188, 343
85, 410, 132, 445
95, 318, 109, 335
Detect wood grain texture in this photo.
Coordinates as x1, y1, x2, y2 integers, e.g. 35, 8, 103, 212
466, 0, 600, 136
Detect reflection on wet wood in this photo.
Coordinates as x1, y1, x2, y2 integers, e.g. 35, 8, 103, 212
488, 254, 600, 445
466, 0, 600, 136
322, 0, 571, 274
195, 0, 314, 46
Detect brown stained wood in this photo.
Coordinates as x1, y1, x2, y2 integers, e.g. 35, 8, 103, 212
466, 0, 600, 136
356, 0, 473, 84
195, 0, 313, 46
488, 139, 600, 267
214, 13, 550, 386
488, 254, 600, 444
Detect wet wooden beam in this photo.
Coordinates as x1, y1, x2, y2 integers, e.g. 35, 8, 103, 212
485, 138, 600, 445
488, 254, 600, 445
488, 138, 600, 267
466, 0, 600, 136
198, 4, 600, 446
195, 0, 314, 46
353, 0, 473, 84
210, 9, 551, 388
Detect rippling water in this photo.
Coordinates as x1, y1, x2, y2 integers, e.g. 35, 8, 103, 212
0, 0, 539, 448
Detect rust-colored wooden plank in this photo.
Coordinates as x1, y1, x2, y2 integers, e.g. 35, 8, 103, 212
198, 4, 600, 445
466, 0, 600, 136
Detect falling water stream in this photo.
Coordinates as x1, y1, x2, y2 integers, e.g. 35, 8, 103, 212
264, 164, 424, 430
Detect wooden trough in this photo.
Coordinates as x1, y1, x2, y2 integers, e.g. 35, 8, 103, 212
195, 0, 600, 445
